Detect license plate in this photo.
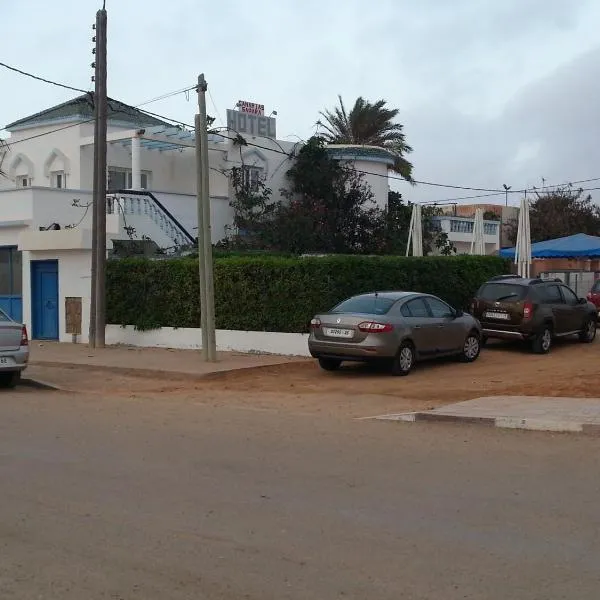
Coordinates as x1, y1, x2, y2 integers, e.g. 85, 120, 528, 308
0, 357, 14, 366
484, 311, 510, 320
324, 327, 354, 339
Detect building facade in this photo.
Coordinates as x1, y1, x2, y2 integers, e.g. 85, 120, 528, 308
0, 94, 396, 341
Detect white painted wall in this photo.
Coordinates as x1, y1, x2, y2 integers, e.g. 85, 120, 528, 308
0, 123, 82, 190
352, 159, 390, 210
21, 249, 92, 343
151, 192, 233, 243
105, 325, 310, 357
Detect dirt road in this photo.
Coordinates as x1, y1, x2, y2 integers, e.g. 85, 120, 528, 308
29, 337, 600, 419
1, 384, 600, 599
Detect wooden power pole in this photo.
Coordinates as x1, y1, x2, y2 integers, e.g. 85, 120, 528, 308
195, 74, 216, 361
89, 6, 108, 348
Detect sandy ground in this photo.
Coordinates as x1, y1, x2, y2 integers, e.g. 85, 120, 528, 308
28, 336, 600, 419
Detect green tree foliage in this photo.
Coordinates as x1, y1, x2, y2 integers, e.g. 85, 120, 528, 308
507, 185, 600, 244
384, 191, 456, 256
107, 255, 509, 333
220, 138, 452, 256
318, 95, 413, 180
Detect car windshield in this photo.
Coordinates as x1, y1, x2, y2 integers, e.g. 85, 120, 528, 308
331, 295, 396, 315
478, 283, 526, 302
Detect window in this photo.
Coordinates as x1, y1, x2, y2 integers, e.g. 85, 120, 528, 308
108, 168, 127, 191
243, 166, 263, 192
560, 286, 579, 306
16, 176, 30, 187
401, 298, 430, 318
426, 297, 455, 318
540, 284, 563, 304
126, 171, 150, 190
331, 295, 396, 315
477, 283, 526, 303
51, 171, 65, 189
592, 279, 600, 293
0, 247, 22, 296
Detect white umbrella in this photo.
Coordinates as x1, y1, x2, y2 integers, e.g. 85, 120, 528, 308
405, 203, 423, 257
514, 196, 532, 277
470, 208, 486, 255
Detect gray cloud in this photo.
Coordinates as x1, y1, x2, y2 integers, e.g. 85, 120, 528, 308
2, 0, 600, 207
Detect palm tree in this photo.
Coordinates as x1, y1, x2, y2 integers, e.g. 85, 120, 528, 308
319, 95, 414, 181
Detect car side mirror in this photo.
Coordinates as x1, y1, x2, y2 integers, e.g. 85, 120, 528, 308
454, 309, 464, 318
579, 297, 588, 304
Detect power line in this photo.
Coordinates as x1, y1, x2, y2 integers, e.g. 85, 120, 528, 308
3, 72, 600, 198
135, 85, 197, 108
0, 61, 88, 94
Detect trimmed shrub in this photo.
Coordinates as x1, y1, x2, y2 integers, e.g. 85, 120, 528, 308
106, 255, 509, 333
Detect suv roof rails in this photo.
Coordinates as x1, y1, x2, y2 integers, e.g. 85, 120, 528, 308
489, 274, 522, 281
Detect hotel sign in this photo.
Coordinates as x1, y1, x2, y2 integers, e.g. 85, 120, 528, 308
227, 109, 276, 139
238, 100, 264, 115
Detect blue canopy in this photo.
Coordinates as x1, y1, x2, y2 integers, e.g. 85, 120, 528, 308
500, 233, 600, 259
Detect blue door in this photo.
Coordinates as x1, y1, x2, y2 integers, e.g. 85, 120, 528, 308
31, 260, 59, 340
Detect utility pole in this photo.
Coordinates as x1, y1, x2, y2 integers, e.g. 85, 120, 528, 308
195, 111, 208, 360
95, 6, 108, 347
89, 12, 100, 348
196, 74, 216, 361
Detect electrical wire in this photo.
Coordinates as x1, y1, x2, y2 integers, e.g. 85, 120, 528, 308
0, 61, 88, 94
3, 66, 600, 198
207, 88, 224, 127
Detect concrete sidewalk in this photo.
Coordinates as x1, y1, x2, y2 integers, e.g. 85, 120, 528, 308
29, 341, 307, 380
369, 396, 600, 435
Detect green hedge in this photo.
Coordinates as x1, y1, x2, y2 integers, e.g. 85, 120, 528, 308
106, 255, 509, 333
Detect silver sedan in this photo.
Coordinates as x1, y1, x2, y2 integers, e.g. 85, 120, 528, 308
308, 291, 482, 375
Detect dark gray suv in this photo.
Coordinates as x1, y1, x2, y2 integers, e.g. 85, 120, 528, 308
471, 275, 597, 353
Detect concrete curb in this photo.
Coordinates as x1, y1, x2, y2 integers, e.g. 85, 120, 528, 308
20, 377, 62, 391
366, 411, 600, 436
29, 359, 298, 383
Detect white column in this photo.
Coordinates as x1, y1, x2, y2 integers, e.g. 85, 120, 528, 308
131, 134, 141, 189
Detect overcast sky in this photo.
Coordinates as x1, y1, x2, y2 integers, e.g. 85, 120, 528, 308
2, 0, 600, 205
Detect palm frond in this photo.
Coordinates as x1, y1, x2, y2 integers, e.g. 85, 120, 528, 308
319, 95, 414, 180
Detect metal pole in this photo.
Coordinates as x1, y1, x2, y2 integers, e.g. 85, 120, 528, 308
195, 112, 209, 360
88, 10, 101, 349
197, 74, 217, 361
95, 7, 108, 347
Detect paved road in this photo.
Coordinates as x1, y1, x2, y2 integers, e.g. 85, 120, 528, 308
1, 386, 599, 599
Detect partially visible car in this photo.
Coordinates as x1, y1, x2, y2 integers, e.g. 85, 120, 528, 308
470, 275, 597, 354
0, 308, 29, 387
308, 291, 482, 376
586, 279, 600, 319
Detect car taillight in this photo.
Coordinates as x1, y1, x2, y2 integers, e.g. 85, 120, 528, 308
358, 321, 393, 333
587, 293, 592, 300
523, 301, 533, 319
470, 300, 475, 313
21, 325, 28, 346
310, 318, 321, 329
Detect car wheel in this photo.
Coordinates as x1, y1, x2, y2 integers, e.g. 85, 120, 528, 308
460, 332, 481, 363
0, 371, 20, 389
391, 343, 415, 376
318, 357, 342, 372
579, 318, 596, 343
532, 325, 552, 354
